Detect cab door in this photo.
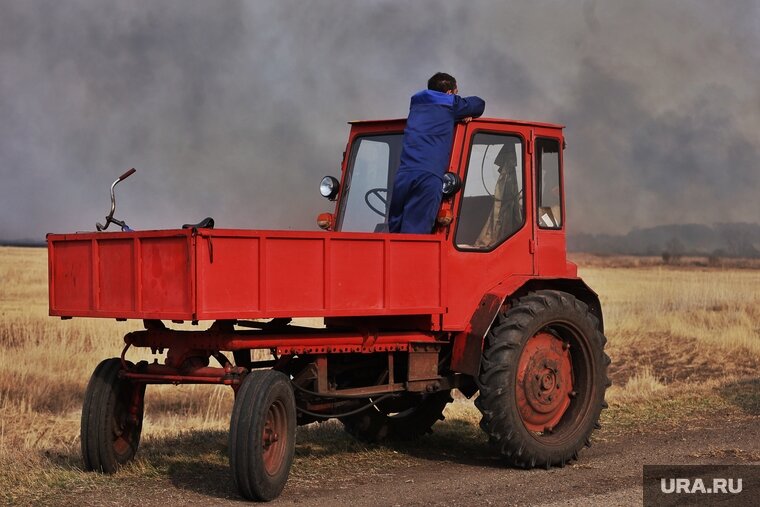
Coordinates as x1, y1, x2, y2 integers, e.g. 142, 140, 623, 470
443, 121, 535, 330
532, 133, 567, 275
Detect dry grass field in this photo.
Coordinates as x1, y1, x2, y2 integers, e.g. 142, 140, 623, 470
1, 246, 758, 505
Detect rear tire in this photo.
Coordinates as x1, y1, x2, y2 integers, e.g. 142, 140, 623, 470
229, 370, 296, 501
81, 358, 145, 473
341, 390, 453, 442
475, 290, 610, 468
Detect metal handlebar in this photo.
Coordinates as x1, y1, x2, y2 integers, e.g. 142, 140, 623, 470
96, 168, 136, 232
118, 168, 136, 181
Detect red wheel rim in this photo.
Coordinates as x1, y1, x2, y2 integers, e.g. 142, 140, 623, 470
262, 400, 288, 476
112, 382, 143, 456
516, 332, 574, 432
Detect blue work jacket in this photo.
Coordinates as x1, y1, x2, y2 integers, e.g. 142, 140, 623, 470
397, 90, 485, 179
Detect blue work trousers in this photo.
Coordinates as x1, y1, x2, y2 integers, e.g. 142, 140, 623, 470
388, 171, 442, 234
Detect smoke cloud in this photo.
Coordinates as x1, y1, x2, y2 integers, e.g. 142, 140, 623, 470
1, 0, 758, 240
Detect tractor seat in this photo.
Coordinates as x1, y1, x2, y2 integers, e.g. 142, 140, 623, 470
182, 217, 215, 230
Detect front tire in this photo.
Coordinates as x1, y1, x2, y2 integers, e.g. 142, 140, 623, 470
81, 358, 145, 473
229, 370, 296, 501
475, 290, 610, 468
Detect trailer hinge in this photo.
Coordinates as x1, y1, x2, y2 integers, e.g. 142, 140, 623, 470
529, 238, 536, 253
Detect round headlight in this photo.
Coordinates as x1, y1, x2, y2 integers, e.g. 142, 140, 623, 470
320, 176, 340, 200
442, 172, 462, 198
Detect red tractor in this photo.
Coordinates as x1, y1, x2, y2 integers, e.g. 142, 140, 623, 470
48, 116, 610, 501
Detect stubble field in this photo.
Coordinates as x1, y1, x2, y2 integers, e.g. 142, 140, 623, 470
0, 246, 758, 505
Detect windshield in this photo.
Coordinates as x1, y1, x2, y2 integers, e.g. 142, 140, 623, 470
337, 134, 403, 232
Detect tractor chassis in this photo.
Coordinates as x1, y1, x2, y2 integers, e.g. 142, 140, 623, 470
119, 320, 457, 414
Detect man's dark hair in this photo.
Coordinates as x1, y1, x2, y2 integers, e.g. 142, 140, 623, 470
427, 72, 457, 93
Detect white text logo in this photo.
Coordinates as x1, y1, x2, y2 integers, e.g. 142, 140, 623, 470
660, 478, 742, 494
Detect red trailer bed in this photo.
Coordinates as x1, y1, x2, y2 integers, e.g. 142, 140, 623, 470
48, 229, 446, 321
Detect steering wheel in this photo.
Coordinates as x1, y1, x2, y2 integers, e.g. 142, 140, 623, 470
364, 188, 388, 217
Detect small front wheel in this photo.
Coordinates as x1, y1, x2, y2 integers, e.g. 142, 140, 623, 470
81, 358, 145, 473
229, 370, 296, 502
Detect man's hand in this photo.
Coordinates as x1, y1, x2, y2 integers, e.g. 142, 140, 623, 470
460, 117, 473, 123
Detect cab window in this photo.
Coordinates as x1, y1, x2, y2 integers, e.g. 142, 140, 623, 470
536, 138, 562, 229
455, 133, 524, 249
337, 134, 403, 232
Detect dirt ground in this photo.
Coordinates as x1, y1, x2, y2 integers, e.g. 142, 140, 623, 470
43, 414, 759, 507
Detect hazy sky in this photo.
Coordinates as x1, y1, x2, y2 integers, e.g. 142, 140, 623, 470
1, 0, 758, 240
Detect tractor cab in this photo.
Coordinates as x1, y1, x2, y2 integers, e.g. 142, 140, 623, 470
321, 118, 567, 265
319, 117, 573, 330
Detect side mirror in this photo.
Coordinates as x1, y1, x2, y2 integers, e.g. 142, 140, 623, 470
442, 172, 462, 198
320, 176, 340, 201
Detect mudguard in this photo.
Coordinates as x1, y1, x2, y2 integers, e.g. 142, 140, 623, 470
450, 278, 603, 377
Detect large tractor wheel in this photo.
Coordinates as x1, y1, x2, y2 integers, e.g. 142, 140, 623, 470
341, 390, 453, 442
229, 370, 296, 502
476, 290, 610, 468
81, 358, 146, 473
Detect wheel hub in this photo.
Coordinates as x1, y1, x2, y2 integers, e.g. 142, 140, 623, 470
516, 332, 574, 432
262, 400, 287, 475
263, 425, 279, 448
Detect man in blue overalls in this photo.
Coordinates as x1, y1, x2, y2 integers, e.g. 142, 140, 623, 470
388, 73, 485, 233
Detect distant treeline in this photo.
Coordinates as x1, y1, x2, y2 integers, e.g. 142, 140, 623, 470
0, 239, 46, 247
569, 222, 760, 258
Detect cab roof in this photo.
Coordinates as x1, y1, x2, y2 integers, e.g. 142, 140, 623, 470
348, 117, 564, 130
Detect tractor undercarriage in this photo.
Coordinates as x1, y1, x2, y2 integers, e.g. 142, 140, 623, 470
119, 319, 460, 419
